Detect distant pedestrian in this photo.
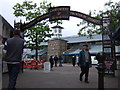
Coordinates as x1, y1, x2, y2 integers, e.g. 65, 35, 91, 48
72, 55, 76, 66
59, 55, 63, 67
4, 30, 26, 89
49, 55, 54, 71
54, 55, 58, 67
78, 44, 92, 83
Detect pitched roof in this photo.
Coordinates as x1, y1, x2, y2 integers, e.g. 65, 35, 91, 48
62, 34, 103, 43
0, 15, 14, 31
40, 34, 110, 45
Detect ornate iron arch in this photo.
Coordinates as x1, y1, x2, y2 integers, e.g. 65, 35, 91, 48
21, 6, 102, 31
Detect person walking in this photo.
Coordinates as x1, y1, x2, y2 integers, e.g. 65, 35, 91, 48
49, 55, 54, 71
4, 30, 26, 89
72, 55, 76, 66
54, 55, 58, 67
78, 44, 92, 83
59, 55, 63, 67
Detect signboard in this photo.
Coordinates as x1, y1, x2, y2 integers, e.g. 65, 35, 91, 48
44, 62, 51, 72
49, 6, 70, 21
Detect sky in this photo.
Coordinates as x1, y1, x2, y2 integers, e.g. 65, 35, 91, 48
0, 0, 119, 37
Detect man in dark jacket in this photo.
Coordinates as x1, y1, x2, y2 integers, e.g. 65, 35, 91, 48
4, 30, 25, 89
78, 44, 92, 83
49, 55, 54, 71
54, 55, 58, 67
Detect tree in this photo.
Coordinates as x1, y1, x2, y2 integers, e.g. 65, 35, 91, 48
77, 0, 120, 39
13, 1, 55, 60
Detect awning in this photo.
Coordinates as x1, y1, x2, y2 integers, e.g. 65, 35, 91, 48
63, 52, 120, 56
62, 45, 103, 56
62, 45, 120, 56
112, 25, 120, 40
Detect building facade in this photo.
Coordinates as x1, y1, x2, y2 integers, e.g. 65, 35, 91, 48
0, 15, 14, 43
0, 15, 14, 73
39, 34, 120, 65
47, 38, 67, 60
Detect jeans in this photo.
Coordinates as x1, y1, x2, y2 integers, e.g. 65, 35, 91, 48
7, 63, 21, 89
80, 66, 89, 81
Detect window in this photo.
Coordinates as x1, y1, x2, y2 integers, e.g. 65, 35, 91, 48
59, 29, 61, 33
54, 29, 57, 33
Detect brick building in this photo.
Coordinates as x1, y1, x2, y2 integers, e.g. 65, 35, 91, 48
47, 38, 67, 60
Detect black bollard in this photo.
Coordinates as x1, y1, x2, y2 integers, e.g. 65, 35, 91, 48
96, 63, 105, 90
96, 52, 106, 90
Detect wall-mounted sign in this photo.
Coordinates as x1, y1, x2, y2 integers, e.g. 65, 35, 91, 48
49, 6, 70, 21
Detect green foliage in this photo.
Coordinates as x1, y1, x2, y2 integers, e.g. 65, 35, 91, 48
13, 0, 54, 50
77, 0, 120, 39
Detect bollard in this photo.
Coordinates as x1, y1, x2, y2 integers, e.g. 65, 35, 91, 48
96, 52, 106, 90
96, 63, 105, 90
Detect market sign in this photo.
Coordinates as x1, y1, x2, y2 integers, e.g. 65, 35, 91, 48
49, 6, 70, 21
21, 6, 102, 30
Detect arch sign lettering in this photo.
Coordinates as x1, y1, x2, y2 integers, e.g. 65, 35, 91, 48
21, 6, 102, 30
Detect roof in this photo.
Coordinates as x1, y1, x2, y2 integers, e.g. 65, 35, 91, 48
0, 15, 14, 31
51, 25, 64, 29
62, 34, 103, 43
63, 44, 103, 55
40, 34, 110, 45
63, 44, 120, 55
30, 48, 47, 56
49, 38, 68, 42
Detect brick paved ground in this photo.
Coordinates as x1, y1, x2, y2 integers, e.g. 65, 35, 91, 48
2, 64, 119, 89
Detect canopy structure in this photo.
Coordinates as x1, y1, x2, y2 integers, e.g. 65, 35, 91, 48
62, 44, 120, 56
112, 25, 120, 40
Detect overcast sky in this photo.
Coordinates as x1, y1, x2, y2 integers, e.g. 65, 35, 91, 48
0, 0, 119, 37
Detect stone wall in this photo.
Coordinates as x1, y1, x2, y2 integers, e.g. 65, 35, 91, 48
47, 39, 67, 60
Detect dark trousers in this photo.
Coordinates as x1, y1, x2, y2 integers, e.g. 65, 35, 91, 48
80, 66, 89, 81
55, 61, 57, 67
50, 62, 54, 69
7, 63, 21, 89
72, 60, 76, 66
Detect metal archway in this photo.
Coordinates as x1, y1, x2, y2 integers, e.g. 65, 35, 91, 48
20, 6, 102, 31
